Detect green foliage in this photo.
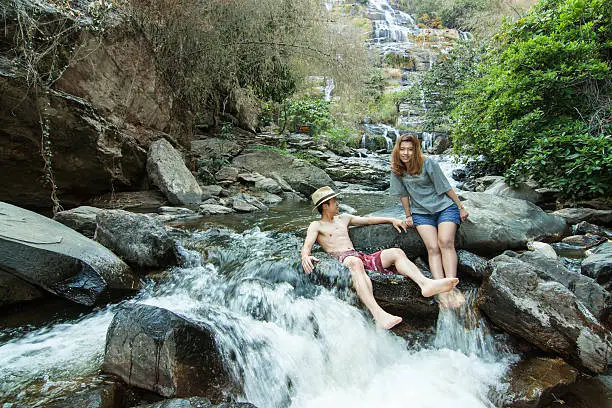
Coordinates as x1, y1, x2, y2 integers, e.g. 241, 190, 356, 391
196, 156, 230, 185
506, 121, 611, 198
450, 0, 611, 198
219, 122, 235, 140
321, 126, 360, 152
295, 151, 326, 168
282, 98, 334, 135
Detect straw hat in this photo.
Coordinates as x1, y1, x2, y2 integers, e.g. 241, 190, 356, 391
311, 186, 339, 211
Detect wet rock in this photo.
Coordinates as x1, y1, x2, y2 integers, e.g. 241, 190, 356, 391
95, 210, 178, 270
261, 193, 283, 205
148, 139, 203, 206
46, 377, 128, 408
502, 356, 578, 408
456, 250, 489, 282
581, 241, 612, 289
88, 191, 168, 211
573, 221, 612, 239
54, 206, 106, 238
269, 173, 293, 192
561, 234, 606, 249
238, 173, 281, 193
134, 397, 213, 408
516, 250, 610, 324
553, 208, 612, 227
477, 254, 610, 373
0, 202, 138, 306
232, 150, 335, 196
103, 304, 234, 399
200, 185, 224, 200
199, 204, 235, 216
471, 176, 504, 192
281, 191, 307, 202
231, 194, 268, 213
0, 269, 46, 307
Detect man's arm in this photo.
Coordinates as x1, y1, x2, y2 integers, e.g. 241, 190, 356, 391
301, 222, 321, 273
347, 214, 407, 233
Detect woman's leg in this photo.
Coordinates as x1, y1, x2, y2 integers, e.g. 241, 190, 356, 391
437, 221, 458, 278
415, 225, 445, 279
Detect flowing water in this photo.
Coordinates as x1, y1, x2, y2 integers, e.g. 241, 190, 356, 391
0, 223, 517, 407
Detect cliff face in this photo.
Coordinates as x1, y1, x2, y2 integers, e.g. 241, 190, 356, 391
0, 2, 192, 211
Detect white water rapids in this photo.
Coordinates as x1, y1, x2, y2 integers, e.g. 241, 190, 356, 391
0, 227, 516, 407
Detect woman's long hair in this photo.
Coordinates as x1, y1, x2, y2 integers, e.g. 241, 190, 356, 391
391, 134, 424, 176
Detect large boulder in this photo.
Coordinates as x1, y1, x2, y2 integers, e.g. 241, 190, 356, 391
232, 150, 335, 196
102, 304, 234, 400
53, 206, 106, 238
95, 210, 178, 270
147, 139, 203, 206
483, 179, 543, 203
0, 269, 46, 307
0, 3, 190, 210
553, 208, 612, 227
476, 254, 610, 373
0, 202, 139, 306
191, 138, 242, 161
582, 241, 612, 290
350, 192, 568, 257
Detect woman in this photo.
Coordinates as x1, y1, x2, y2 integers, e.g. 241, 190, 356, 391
390, 134, 468, 308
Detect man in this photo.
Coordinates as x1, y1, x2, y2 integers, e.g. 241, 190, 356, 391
301, 186, 459, 330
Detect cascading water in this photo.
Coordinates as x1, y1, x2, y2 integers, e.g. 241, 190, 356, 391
1, 227, 515, 407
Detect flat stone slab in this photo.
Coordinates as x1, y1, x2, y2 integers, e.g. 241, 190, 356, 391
0, 202, 139, 306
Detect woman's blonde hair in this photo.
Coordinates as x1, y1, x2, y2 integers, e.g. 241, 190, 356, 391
391, 133, 424, 176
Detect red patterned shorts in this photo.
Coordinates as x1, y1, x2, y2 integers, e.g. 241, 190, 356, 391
330, 249, 397, 275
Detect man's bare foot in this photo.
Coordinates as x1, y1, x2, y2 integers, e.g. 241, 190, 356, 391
421, 277, 459, 298
374, 313, 403, 330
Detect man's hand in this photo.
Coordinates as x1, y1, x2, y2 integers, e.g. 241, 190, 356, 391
392, 218, 407, 233
459, 208, 469, 222
301, 255, 320, 274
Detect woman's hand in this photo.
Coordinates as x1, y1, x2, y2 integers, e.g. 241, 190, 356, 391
405, 215, 414, 227
459, 208, 469, 221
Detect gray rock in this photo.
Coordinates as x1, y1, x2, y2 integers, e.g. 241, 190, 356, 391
573, 221, 612, 238
159, 207, 195, 215
147, 139, 203, 205
456, 250, 489, 282
215, 166, 239, 183
232, 151, 335, 196
191, 138, 241, 161
553, 208, 612, 226
199, 204, 235, 216
269, 173, 293, 192
200, 185, 224, 200
261, 193, 283, 205
46, 377, 126, 408
561, 234, 606, 249
281, 191, 306, 202
472, 176, 505, 192
484, 179, 543, 203
0, 269, 46, 307
501, 356, 578, 408
88, 191, 168, 210
517, 250, 610, 324
582, 241, 612, 288
53, 206, 106, 238
477, 254, 610, 373
95, 210, 178, 269
102, 304, 234, 399
0, 202, 138, 306
352, 192, 568, 257
231, 193, 268, 212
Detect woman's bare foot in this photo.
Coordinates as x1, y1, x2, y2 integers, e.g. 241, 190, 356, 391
420, 277, 459, 298
437, 289, 465, 309
374, 313, 403, 330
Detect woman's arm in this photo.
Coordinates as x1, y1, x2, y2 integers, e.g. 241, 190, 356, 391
446, 189, 469, 221
348, 215, 407, 233
400, 196, 414, 227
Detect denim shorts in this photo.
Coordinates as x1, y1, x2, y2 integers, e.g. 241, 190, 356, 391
412, 203, 461, 227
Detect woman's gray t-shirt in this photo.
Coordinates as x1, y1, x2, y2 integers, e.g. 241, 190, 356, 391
390, 158, 453, 214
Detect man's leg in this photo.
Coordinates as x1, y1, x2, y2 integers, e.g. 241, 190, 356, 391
415, 225, 445, 279
343, 256, 402, 330
379, 248, 458, 297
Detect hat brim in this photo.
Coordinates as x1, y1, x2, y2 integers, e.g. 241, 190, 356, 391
312, 192, 340, 212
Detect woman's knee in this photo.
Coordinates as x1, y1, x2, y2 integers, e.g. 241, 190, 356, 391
438, 237, 455, 250
425, 242, 441, 255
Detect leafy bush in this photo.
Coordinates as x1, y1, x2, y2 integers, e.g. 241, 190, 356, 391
450, 0, 611, 198
322, 126, 360, 152
282, 98, 334, 135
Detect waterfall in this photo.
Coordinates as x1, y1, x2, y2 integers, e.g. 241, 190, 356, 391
0, 228, 513, 407
421, 131, 434, 151
324, 77, 335, 101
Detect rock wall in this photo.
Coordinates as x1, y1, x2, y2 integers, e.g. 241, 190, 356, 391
0, 2, 192, 211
